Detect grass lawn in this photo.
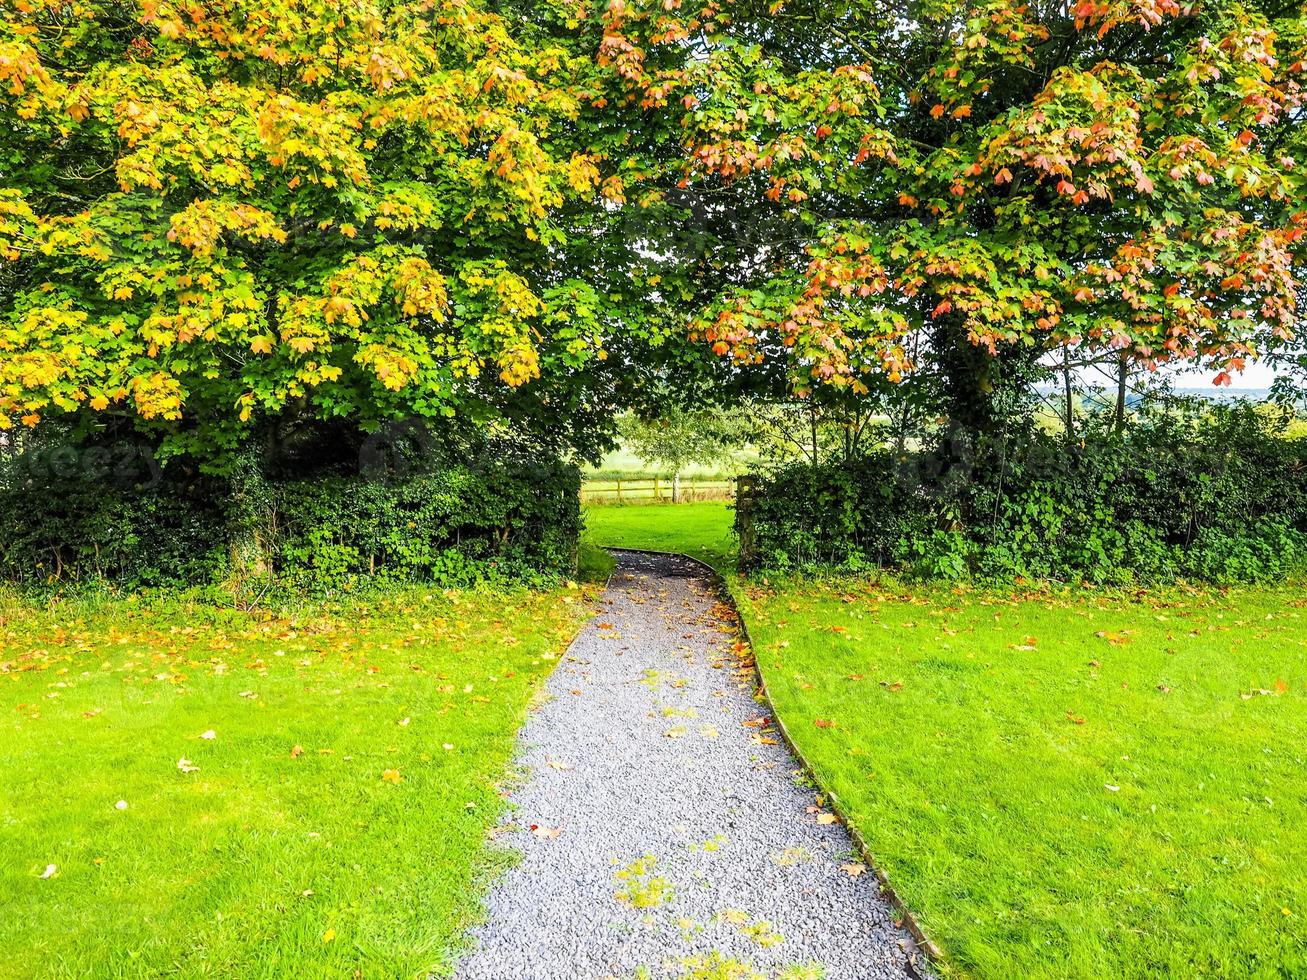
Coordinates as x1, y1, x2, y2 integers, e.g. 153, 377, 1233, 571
739, 580, 1307, 978
0, 585, 587, 978
582, 501, 738, 571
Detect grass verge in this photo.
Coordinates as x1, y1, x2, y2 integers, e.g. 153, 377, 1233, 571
0, 585, 588, 978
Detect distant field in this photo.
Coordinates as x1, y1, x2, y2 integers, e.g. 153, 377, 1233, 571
580, 476, 734, 504
583, 444, 756, 481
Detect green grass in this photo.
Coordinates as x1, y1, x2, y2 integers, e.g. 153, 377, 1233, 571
582, 501, 738, 571
738, 579, 1307, 978
0, 585, 588, 978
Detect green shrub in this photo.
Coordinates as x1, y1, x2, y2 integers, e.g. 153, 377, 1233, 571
0, 444, 580, 590
738, 403, 1307, 584
267, 463, 581, 589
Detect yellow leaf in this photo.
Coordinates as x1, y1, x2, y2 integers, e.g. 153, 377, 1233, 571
322, 928, 336, 943
381, 768, 402, 784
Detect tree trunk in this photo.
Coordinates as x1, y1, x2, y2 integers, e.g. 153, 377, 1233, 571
672, 471, 680, 503
1115, 354, 1128, 433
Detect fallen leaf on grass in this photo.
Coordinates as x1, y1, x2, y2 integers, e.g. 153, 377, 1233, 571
1105, 784, 1120, 792
290, 745, 304, 759
322, 928, 336, 943
199, 730, 216, 740
381, 769, 403, 784
38, 864, 57, 879
1066, 711, 1086, 725
814, 719, 836, 729
176, 758, 200, 774
880, 681, 904, 692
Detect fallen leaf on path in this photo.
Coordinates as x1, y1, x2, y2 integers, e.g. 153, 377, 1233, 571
840, 863, 867, 877
546, 758, 573, 771
531, 825, 562, 839
816, 813, 839, 825
665, 727, 687, 739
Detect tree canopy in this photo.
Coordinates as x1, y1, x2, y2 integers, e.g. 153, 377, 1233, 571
1, 0, 1304, 463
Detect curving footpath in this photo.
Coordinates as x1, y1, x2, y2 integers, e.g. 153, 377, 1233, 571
454, 551, 928, 980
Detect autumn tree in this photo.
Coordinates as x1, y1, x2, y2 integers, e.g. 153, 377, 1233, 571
0, 0, 675, 469
581, 0, 1307, 434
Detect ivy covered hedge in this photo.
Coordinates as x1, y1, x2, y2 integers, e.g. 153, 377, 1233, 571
738, 404, 1307, 584
0, 450, 581, 590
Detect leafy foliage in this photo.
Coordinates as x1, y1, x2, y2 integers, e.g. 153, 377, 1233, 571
270, 462, 581, 588
0, 442, 581, 588
586, 0, 1307, 412
739, 403, 1307, 582
618, 405, 747, 476
0, 0, 651, 465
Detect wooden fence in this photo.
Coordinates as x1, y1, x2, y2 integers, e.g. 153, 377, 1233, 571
581, 477, 735, 504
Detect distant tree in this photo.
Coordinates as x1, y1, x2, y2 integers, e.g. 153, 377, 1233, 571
619, 407, 745, 500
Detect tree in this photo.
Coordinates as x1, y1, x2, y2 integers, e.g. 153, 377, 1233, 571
0, 0, 663, 468
619, 406, 744, 499
584, 0, 1307, 434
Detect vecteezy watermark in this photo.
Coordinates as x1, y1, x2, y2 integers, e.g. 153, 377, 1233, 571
4, 440, 162, 490
358, 417, 438, 482
357, 417, 569, 484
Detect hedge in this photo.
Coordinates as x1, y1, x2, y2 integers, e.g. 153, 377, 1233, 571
0, 449, 581, 590
737, 403, 1307, 584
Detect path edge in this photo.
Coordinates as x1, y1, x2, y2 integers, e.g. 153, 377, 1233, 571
606, 546, 946, 970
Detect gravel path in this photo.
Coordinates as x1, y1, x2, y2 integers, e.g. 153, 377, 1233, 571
455, 551, 927, 980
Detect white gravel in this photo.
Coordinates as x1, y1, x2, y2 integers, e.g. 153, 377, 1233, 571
454, 551, 928, 980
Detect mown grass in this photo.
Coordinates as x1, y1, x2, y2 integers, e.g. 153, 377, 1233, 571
739, 580, 1307, 978
0, 585, 588, 978
592, 502, 1307, 977
582, 500, 738, 571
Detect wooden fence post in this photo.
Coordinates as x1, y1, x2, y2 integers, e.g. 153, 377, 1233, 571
735, 475, 756, 568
